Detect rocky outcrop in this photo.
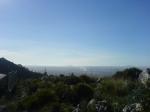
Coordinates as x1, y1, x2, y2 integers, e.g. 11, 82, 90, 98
87, 99, 112, 112
138, 70, 150, 85
122, 103, 143, 112
72, 104, 80, 112
0, 105, 8, 112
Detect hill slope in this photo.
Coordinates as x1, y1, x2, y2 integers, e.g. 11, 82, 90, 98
0, 58, 42, 79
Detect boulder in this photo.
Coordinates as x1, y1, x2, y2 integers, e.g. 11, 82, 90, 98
87, 99, 112, 112
138, 71, 149, 85
0, 105, 8, 112
72, 104, 80, 112
123, 103, 143, 112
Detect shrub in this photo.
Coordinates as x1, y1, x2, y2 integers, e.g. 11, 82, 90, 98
54, 82, 75, 103
79, 75, 96, 83
19, 89, 57, 110
99, 79, 128, 97
74, 83, 94, 103
113, 68, 142, 81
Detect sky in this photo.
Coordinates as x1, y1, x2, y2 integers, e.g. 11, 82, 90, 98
0, 0, 150, 66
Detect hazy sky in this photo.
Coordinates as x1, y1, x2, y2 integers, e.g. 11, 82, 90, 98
0, 0, 150, 66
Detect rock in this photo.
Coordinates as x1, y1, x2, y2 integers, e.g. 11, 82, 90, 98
87, 99, 96, 112
72, 104, 80, 112
97, 78, 102, 83
87, 99, 96, 106
0, 74, 6, 80
139, 70, 150, 85
96, 100, 108, 112
0, 105, 8, 112
122, 103, 143, 112
0, 74, 7, 89
87, 99, 112, 112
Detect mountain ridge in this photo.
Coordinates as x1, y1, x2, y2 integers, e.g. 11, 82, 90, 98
0, 57, 42, 79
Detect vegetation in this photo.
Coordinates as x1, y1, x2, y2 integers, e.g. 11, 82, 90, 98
0, 73, 149, 112
113, 68, 142, 81
0, 58, 149, 112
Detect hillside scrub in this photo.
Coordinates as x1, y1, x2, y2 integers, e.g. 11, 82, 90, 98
0, 68, 149, 112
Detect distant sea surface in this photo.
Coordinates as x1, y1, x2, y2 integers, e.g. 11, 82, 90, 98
26, 66, 133, 76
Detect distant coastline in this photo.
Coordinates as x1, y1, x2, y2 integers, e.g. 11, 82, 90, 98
26, 66, 148, 76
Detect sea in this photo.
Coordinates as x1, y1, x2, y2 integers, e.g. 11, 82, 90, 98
26, 66, 137, 77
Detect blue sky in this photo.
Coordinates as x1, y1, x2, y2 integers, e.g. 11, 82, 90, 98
0, 0, 150, 66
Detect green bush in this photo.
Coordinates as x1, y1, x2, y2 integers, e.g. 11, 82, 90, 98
54, 82, 75, 103
99, 79, 128, 97
19, 89, 57, 110
74, 83, 94, 103
79, 75, 96, 83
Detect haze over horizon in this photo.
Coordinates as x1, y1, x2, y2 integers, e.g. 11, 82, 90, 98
0, 0, 150, 66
